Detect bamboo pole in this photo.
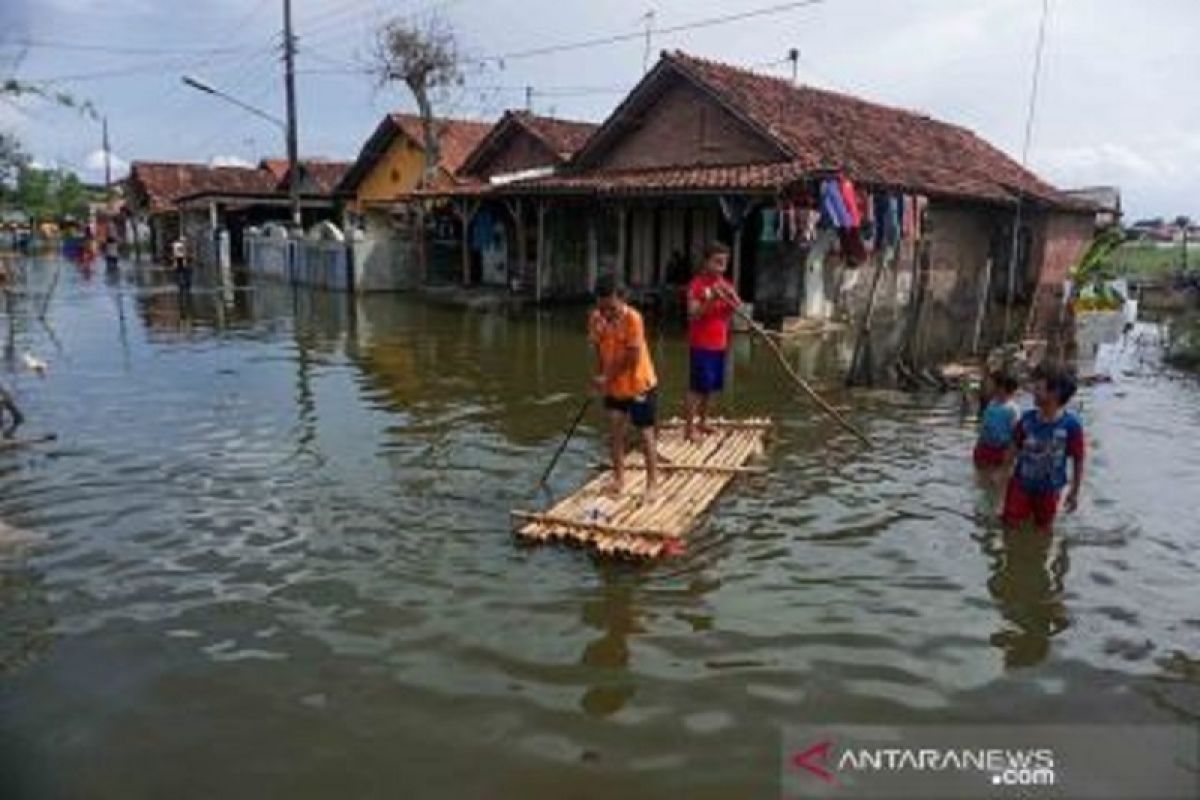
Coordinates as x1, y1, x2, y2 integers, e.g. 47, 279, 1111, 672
591, 462, 767, 475
846, 250, 889, 387
730, 304, 872, 447
38, 264, 62, 320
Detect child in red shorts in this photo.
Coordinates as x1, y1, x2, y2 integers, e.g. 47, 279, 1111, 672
974, 371, 1020, 469
1002, 365, 1085, 532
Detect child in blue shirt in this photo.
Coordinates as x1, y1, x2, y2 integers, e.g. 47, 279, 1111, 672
1002, 365, 1085, 532
974, 371, 1021, 468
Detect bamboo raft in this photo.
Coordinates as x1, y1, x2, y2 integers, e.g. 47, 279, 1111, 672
512, 417, 771, 558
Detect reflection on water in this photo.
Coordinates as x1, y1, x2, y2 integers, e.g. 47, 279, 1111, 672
0, 257, 1197, 798
983, 530, 1070, 669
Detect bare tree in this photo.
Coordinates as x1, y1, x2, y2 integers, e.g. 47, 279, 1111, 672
371, 15, 464, 189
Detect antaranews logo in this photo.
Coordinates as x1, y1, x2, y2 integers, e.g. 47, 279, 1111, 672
782, 724, 1198, 800
789, 739, 1056, 791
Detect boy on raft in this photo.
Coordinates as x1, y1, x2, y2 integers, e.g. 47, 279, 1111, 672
588, 276, 660, 503
684, 243, 742, 443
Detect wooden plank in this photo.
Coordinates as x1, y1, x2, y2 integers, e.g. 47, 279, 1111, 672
590, 461, 766, 475
512, 510, 677, 540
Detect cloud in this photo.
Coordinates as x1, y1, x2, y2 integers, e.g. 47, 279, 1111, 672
209, 155, 253, 167
84, 148, 129, 177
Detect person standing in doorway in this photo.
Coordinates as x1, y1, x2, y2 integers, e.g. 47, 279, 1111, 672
588, 276, 660, 502
103, 236, 120, 272
172, 236, 191, 292
684, 242, 740, 443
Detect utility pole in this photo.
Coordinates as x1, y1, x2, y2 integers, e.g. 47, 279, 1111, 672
788, 48, 799, 84
525, 85, 533, 113
283, 0, 301, 228
642, 10, 655, 73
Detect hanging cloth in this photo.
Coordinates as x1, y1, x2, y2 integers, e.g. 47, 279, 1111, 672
914, 195, 929, 238
719, 195, 751, 229
858, 190, 876, 251
872, 193, 890, 246
820, 179, 852, 229
471, 208, 494, 250
839, 176, 862, 228
760, 208, 781, 242
839, 227, 868, 266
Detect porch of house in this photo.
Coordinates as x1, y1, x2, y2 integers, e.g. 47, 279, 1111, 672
427, 191, 820, 322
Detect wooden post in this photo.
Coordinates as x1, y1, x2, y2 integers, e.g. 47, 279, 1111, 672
503, 198, 525, 292
457, 198, 479, 287
535, 201, 546, 303
972, 257, 994, 355
616, 205, 628, 285
586, 211, 598, 293
732, 226, 744, 294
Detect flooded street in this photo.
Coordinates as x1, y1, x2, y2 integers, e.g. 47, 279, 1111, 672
1, 258, 1198, 798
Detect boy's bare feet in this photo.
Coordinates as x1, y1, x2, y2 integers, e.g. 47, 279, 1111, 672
603, 479, 623, 498
642, 484, 659, 505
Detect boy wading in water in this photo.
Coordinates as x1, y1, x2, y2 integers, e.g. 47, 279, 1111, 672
974, 371, 1021, 470
588, 277, 659, 502
685, 243, 741, 443
1002, 365, 1085, 533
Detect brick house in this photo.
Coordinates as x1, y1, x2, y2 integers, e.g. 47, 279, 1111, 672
422, 50, 1096, 361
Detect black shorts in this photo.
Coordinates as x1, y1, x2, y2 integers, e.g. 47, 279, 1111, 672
604, 387, 658, 429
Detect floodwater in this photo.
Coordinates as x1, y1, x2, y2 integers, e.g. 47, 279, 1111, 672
0, 257, 1197, 799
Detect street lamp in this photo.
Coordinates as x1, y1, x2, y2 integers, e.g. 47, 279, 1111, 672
181, 74, 286, 131
181, 74, 298, 225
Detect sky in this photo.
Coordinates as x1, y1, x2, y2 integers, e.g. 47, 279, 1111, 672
1, 0, 1197, 221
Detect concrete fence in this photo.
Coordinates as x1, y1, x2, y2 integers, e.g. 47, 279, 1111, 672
242, 220, 421, 292
245, 222, 352, 291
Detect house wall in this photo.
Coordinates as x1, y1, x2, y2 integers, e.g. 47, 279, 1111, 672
592, 78, 782, 172
1028, 210, 1095, 344
353, 135, 426, 211
475, 129, 558, 179
832, 201, 1006, 374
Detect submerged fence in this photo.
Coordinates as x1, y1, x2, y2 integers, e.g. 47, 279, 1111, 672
243, 222, 352, 291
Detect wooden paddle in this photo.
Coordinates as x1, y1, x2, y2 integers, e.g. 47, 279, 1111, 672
723, 294, 873, 448
533, 396, 592, 492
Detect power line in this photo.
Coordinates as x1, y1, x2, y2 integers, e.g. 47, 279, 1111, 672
3, 38, 254, 57
469, 0, 824, 65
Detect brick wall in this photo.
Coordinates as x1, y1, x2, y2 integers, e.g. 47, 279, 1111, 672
592, 78, 782, 171
475, 129, 559, 179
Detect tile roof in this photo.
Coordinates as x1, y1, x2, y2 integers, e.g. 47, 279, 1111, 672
458, 110, 599, 178
388, 113, 493, 176
511, 112, 599, 160
662, 51, 1069, 206
259, 158, 290, 182
336, 113, 493, 195
126, 162, 277, 212
284, 160, 353, 195
408, 162, 804, 200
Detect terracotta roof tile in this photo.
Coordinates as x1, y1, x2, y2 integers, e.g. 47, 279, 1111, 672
388, 113, 493, 175
127, 162, 277, 212
512, 112, 598, 160
665, 51, 1067, 205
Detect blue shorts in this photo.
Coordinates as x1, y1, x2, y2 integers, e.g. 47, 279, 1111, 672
690, 348, 726, 395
